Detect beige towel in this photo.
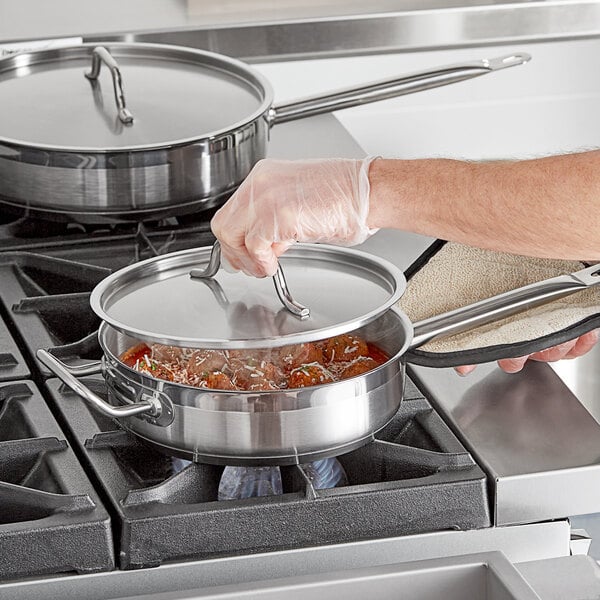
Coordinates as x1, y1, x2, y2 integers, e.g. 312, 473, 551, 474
398, 243, 600, 353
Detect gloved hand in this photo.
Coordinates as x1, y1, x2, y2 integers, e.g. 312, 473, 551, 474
455, 329, 600, 375
211, 158, 377, 278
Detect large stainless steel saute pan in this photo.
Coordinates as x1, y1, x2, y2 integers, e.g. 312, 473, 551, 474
37, 245, 600, 466
0, 43, 529, 223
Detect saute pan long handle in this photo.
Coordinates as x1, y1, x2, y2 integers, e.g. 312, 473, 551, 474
268, 53, 530, 126
410, 263, 600, 349
36, 349, 157, 418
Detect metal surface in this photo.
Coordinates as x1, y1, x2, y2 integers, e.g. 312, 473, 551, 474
36, 349, 158, 418
44, 376, 491, 569
190, 241, 310, 319
0, 381, 114, 580
517, 555, 600, 600
0, 43, 269, 149
0, 43, 528, 222
84, 46, 134, 124
410, 263, 600, 348
38, 307, 411, 464
96, 313, 409, 464
160, 552, 541, 600
0, 521, 571, 599
268, 53, 530, 124
69, 2, 600, 63
409, 360, 600, 526
91, 243, 406, 349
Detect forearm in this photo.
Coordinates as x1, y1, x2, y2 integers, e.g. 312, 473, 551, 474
367, 152, 600, 261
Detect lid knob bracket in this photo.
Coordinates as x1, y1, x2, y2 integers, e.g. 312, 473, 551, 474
190, 241, 310, 319
85, 46, 134, 125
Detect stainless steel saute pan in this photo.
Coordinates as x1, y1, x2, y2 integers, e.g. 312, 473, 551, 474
37, 244, 600, 465
0, 43, 529, 223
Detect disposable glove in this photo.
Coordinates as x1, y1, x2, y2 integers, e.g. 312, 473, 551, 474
210, 158, 377, 277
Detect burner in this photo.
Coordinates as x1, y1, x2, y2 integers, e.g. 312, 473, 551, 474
218, 466, 284, 500
216, 458, 347, 501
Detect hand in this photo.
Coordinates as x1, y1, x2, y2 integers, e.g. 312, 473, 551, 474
455, 329, 600, 375
210, 158, 377, 278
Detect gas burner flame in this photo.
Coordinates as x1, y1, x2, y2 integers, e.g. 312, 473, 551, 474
171, 457, 347, 500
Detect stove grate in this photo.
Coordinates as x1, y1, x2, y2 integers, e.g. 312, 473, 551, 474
44, 375, 491, 570
0, 381, 114, 580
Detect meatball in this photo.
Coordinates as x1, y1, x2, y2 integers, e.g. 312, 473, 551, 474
288, 363, 334, 388
203, 371, 237, 391
340, 356, 379, 380
322, 334, 369, 364
151, 343, 186, 363
230, 358, 286, 390
279, 343, 324, 373
187, 349, 228, 375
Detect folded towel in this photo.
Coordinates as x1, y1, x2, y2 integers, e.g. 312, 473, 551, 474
399, 242, 600, 366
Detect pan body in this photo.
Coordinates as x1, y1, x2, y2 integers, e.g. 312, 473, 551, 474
98, 308, 413, 465
0, 122, 268, 223
0, 43, 273, 223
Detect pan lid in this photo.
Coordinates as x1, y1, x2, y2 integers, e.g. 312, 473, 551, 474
90, 243, 406, 349
0, 43, 271, 152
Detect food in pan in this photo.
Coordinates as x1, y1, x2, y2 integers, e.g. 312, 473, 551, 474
120, 334, 388, 391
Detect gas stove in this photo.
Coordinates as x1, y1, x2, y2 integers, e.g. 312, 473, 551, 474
0, 114, 598, 599
0, 113, 490, 580
0, 230, 490, 577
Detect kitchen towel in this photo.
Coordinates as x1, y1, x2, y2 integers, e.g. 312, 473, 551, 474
400, 241, 600, 367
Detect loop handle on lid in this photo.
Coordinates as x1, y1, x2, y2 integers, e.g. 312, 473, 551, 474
85, 46, 134, 125
190, 241, 310, 319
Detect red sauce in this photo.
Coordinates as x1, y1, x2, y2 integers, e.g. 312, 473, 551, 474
120, 343, 152, 368
119, 336, 389, 390
367, 343, 389, 366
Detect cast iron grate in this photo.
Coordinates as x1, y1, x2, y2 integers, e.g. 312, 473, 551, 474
0, 315, 29, 381
44, 374, 491, 571
0, 381, 114, 580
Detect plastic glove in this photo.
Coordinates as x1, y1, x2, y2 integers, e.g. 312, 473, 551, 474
210, 158, 377, 278
455, 329, 600, 375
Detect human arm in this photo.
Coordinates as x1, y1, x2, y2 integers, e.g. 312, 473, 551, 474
210, 154, 600, 373
367, 152, 600, 263
212, 152, 600, 278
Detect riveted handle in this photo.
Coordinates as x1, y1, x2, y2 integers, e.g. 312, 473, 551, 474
190, 241, 310, 319
37, 349, 158, 418
85, 46, 134, 124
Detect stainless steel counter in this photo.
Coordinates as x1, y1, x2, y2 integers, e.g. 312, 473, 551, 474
2, 1, 600, 61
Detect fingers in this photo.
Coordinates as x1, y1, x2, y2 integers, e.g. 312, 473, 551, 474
496, 330, 600, 374
562, 329, 600, 358
455, 365, 477, 376
497, 356, 530, 373
527, 338, 578, 363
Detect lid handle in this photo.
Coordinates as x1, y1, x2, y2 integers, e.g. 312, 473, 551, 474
190, 241, 310, 319
85, 46, 134, 125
